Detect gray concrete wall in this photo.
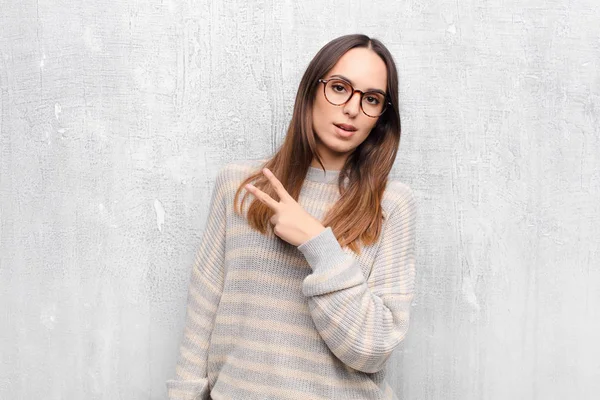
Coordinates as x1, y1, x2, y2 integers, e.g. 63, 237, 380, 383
1, 0, 599, 399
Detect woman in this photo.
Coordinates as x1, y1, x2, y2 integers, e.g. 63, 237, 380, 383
167, 33, 417, 400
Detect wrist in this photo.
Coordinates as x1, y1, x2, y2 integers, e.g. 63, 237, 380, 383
303, 224, 326, 245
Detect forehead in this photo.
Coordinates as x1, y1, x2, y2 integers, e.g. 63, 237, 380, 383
327, 47, 388, 92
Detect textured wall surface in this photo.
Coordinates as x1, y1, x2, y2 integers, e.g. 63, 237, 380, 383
1, 0, 599, 399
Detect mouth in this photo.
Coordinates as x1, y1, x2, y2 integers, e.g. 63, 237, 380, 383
334, 123, 357, 132
333, 123, 357, 138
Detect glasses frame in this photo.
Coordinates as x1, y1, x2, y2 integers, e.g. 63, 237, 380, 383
318, 78, 392, 118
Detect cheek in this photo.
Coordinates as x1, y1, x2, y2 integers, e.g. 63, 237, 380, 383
358, 117, 378, 134
312, 97, 331, 127
367, 119, 378, 132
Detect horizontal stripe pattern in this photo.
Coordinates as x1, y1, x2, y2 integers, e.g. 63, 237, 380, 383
167, 159, 417, 400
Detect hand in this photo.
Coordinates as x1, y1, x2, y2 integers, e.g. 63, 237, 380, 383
245, 168, 327, 246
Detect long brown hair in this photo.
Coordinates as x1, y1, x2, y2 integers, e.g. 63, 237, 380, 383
233, 34, 401, 255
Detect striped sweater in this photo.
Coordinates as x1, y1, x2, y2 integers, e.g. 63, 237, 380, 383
166, 158, 417, 400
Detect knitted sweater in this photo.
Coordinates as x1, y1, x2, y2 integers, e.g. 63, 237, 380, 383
166, 159, 417, 400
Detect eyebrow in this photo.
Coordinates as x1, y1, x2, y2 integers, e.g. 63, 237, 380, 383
328, 74, 387, 96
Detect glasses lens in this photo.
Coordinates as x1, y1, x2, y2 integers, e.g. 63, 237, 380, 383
324, 79, 387, 117
362, 93, 386, 117
324, 79, 352, 105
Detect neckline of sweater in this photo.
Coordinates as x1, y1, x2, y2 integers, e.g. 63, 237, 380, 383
305, 165, 342, 184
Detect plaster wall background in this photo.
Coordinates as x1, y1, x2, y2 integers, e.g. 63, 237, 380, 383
1, 0, 599, 399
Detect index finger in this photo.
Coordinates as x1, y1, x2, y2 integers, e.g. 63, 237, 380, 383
245, 183, 280, 210
262, 168, 292, 202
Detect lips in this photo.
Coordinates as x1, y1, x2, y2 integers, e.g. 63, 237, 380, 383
334, 123, 357, 138
334, 123, 357, 132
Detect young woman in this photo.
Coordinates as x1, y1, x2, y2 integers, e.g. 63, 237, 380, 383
167, 33, 417, 400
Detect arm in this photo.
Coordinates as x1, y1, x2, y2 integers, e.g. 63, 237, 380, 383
166, 166, 228, 400
297, 186, 417, 373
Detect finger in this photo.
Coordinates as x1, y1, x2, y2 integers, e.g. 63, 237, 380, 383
262, 168, 292, 201
269, 214, 277, 226
245, 183, 279, 210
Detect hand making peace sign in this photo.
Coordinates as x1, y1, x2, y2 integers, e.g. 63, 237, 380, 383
245, 168, 327, 247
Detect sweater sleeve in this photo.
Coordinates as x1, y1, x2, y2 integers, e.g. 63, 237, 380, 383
297, 186, 417, 374
166, 167, 228, 400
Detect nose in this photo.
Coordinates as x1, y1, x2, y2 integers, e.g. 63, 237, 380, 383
342, 91, 361, 117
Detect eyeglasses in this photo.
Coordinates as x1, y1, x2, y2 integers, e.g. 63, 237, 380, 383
318, 78, 391, 118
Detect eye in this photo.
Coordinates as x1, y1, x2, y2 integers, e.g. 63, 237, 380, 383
365, 95, 381, 105
332, 84, 347, 93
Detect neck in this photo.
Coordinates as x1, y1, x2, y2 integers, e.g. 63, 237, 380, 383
310, 161, 343, 169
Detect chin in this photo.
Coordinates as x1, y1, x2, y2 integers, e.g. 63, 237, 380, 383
324, 137, 357, 154
315, 126, 359, 150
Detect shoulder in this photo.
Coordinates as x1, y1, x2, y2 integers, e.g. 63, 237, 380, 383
381, 179, 417, 220
218, 158, 264, 175
214, 158, 265, 192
